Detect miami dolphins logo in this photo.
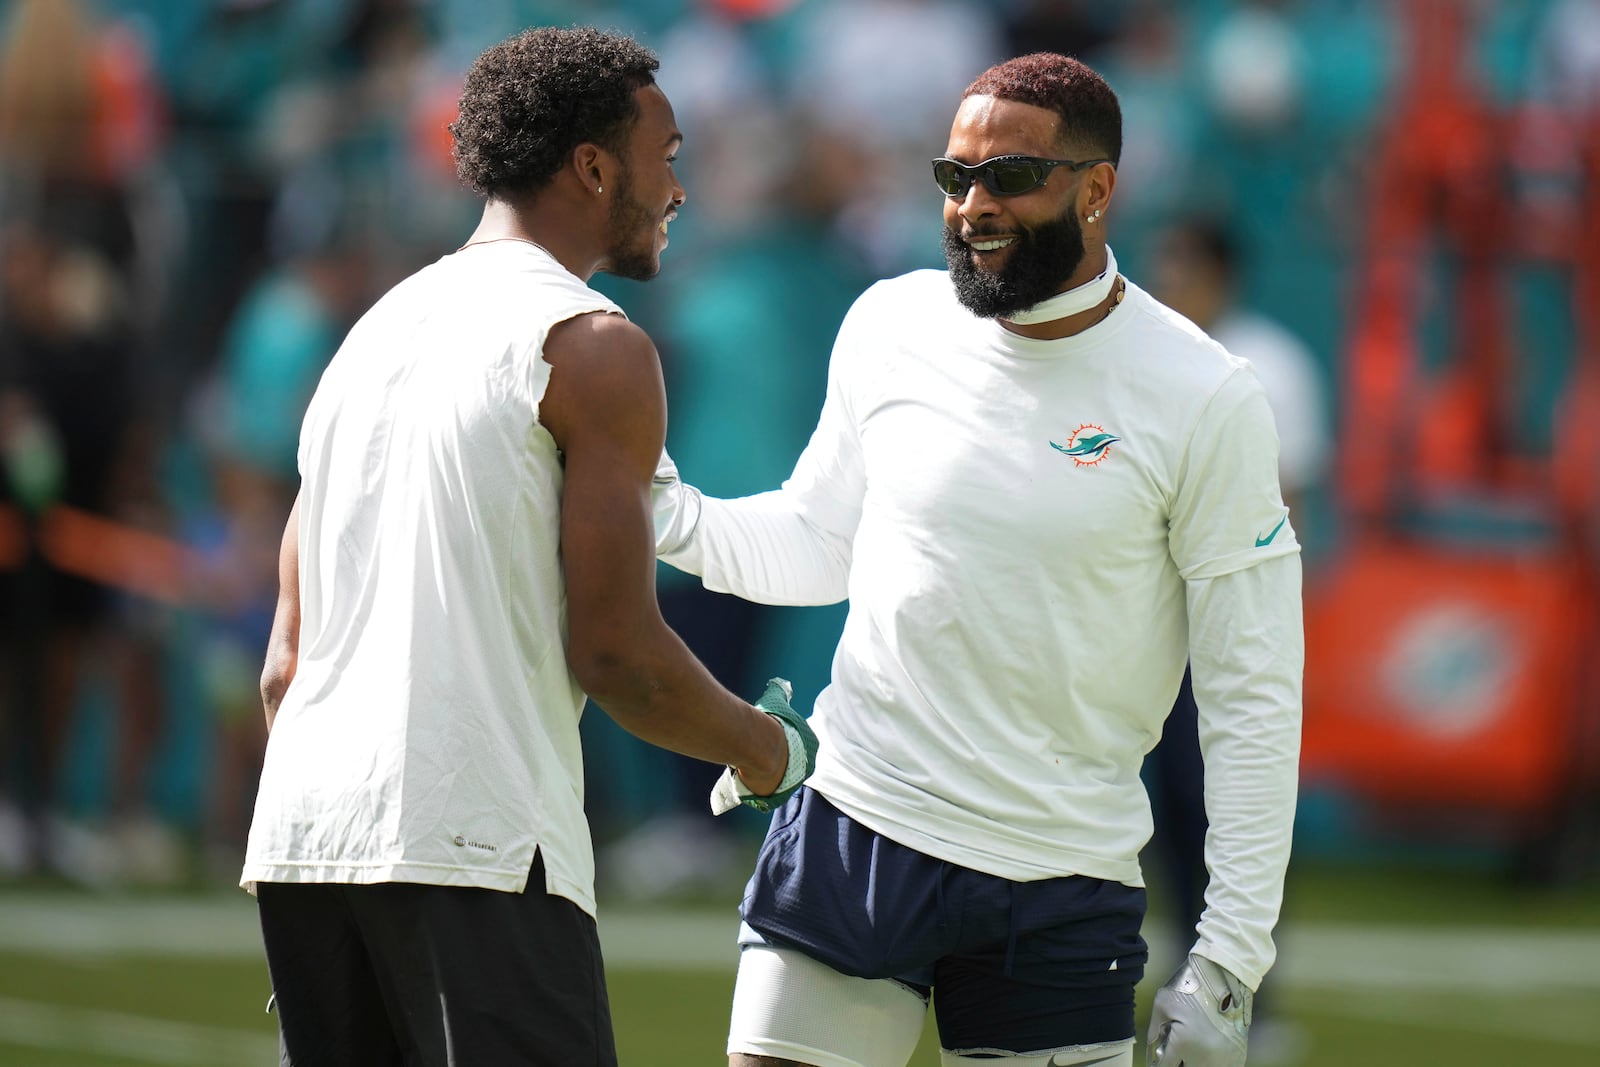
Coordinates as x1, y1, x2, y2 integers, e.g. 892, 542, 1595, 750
1050, 423, 1120, 466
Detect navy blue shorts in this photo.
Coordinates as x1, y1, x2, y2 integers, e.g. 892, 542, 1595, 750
740, 787, 1148, 1052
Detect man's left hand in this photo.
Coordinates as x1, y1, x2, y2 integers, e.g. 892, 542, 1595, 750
1147, 954, 1252, 1067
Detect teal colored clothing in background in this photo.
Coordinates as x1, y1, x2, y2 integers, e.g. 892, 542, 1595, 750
214, 270, 341, 479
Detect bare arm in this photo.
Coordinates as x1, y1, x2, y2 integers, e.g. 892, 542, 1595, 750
540, 313, 787, 793
260, 492, 301, 732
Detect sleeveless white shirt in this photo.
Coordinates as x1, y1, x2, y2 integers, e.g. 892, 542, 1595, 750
243, 242, 620, 915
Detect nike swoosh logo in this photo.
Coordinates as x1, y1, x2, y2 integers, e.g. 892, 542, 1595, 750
1255, 515, 1288, 548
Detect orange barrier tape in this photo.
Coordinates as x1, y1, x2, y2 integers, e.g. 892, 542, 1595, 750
35, 504, 197, 605
0, 504, 25, 571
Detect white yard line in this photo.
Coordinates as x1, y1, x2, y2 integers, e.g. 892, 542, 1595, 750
1314, 987, 1600, 1047
0, 895, 263, 958
0, 896, 1597, 1060
0, 894, 1596, 992
0, 996, 277, 1065
1274, 925, 1600, 993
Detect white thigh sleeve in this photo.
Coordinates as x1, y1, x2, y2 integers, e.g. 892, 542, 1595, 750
940, 1038, 1134, 1066
728, 943, 927, 1067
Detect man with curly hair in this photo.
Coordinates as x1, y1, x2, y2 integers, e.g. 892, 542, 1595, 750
241, 26, 817, 1066
653, 53, 1301, 1067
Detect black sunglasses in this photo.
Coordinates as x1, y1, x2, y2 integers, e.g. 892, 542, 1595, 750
931, 154, 1113, 198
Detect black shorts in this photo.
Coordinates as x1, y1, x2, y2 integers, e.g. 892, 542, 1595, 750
256, 851, 615, 1067
740, 787, 1148, 1053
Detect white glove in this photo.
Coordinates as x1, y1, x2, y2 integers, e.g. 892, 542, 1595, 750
1147, 954, 1252, 1067
651, 449, 702, 555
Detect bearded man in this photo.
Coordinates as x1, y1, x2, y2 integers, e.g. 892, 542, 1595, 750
652, 52, 1302, 1067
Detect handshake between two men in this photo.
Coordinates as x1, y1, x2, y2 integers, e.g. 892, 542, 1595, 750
710, 678, 819, 817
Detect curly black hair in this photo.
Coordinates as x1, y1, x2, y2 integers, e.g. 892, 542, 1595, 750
965, 54, 1122, 167
450, 27, 660, 199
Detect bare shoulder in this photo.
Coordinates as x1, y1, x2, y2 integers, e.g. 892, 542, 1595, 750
545, 310, 657, 371
540, 310, 665, 452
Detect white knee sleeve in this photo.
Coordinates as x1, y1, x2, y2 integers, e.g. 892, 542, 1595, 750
940, 1038, 1135, 1066
728, 943, 928, 1067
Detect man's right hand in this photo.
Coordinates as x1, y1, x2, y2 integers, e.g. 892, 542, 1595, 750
710, 679, 819, 815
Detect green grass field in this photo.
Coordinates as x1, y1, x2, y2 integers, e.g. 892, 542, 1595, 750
0, 860, 1596, 1066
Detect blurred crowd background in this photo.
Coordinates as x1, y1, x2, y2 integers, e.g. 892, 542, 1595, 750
0, 0, 1598, 910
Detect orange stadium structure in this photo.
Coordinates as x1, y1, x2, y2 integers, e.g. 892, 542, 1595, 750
1302, 0, 1600, 874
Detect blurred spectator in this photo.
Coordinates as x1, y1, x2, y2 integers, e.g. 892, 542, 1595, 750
1146, 1, 1391, 374
186, 166, 370, 880
654, 1, 771, 141
1198, 0, 1307, 135
0, 0, 177, 884
1152, 217, 1329, 519
783, 0, 1004, 273
154, 0, 430, 382
1082, 0, 1200, 258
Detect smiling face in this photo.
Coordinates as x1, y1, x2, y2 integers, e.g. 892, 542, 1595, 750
939, 94, 1104, 319
600, 83, 685, 281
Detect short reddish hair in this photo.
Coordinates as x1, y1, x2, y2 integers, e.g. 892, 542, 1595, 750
965, 54, 1122, 166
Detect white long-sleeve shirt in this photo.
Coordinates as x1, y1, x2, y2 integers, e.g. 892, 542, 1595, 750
657, 270, 1302, 990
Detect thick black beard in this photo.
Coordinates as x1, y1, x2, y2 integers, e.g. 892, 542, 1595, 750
942, 207, 1087, 319
602, 167, 662, 282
